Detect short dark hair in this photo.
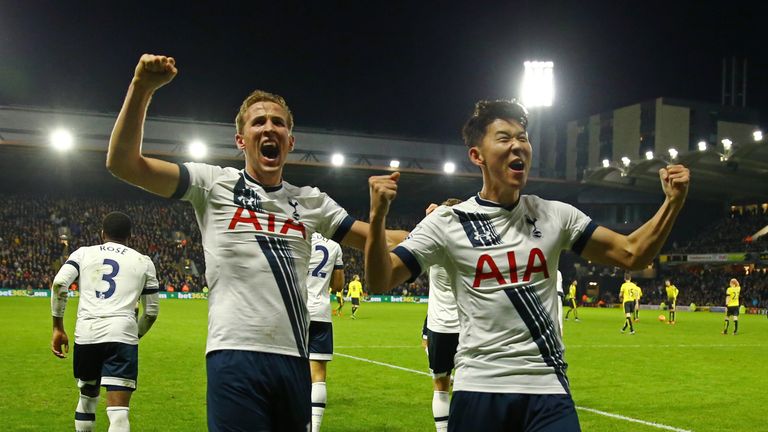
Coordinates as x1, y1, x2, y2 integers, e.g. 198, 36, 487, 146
441, 198, 463, 207
461, 99, 529, 148
102, 211, 132, 242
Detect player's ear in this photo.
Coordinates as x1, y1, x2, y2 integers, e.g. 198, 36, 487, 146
235, 134, 246, 152
468, 146, 484, 167
288, 135, 295, 152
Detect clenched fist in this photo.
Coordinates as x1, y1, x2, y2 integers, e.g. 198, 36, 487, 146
369, 172, 400, 219
658, 164, 690, 203
133, 54, 178, 92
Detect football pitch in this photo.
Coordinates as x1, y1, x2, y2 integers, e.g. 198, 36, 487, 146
2, 298, 766, 431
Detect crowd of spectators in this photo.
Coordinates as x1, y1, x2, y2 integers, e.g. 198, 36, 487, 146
666, 206, 768, 254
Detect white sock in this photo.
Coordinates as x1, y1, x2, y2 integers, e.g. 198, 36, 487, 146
432, 391, 450, 432
106, 406, 130, 432
75, 394, 98, 432
311, 382, 327, 432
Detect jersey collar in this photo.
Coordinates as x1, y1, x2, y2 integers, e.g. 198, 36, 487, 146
474, 194, 519, 212
242, 170, 283, 192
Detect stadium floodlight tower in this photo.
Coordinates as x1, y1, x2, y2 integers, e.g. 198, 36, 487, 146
188, 140, 207, 160
520, 60, 555, 177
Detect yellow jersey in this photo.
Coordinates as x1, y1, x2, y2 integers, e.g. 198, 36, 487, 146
620, 282, 637, 304
666, 285, 679, 301
567, 284, 576, 300
726, 286, 740, 307
632, 285, 642, 301
348, 280, 363, 299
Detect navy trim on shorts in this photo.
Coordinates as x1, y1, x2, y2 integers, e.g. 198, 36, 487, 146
170, 163, 190, 199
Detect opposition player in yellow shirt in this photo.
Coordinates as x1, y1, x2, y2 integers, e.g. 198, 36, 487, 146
632, 284, 643, 322
619, 273, 637, 334
333, 286, 345, 316
665, 279, 679, 324
723, 278, 741, 335
564, 280, 579, 322
347, 275, 364, 319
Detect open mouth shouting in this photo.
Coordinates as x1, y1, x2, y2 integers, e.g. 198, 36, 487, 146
260, 140, 280, 164
509, 159, 525, 172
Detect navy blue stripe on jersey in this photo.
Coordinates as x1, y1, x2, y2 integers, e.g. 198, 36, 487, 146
505, 286, 570, 393
392, 246, 422, 283
64, 260, 80, 275
571, 221, 598, 255
141, 287, 159, 295
474, 194, 518, 211
453, 209, 502, 247
170, 163, 191, 200
256, 235, 308, 358
329, 215, 356, 243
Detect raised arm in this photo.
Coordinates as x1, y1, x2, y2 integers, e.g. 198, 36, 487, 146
365, 172, 413, 294
340, 221, 409, 251
107, 54, 181, 197
580, 164, 690, 270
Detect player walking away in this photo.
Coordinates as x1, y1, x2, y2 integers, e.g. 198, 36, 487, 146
423, 198, 462, 432
366, 99, 689, 431
107, 54, 408, 431
347, 275, 363, 319
723, 278, 741, 335
333, 284, 345, 316
633, 283, 643, 322
564, 279, 579, 322
665, 279, 679, 324
620, 274, 638, 334
50, 212, 159, 432
307, 233, 345, 432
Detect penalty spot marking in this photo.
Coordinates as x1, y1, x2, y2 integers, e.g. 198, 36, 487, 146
335, 352, 694, 432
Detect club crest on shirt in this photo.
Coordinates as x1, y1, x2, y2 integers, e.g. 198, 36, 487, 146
525, 215, 542, 239
288, 199, 301, 220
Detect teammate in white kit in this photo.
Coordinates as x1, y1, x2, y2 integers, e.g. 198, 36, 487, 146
423, 199, 462, 432
50, 212, 159, 432
366, 99, 690, 431
307, 233, 345, 432
107, 54, 407, 431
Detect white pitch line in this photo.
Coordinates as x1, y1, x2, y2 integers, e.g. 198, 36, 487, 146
335, 345, 417, 349
576, 407, 693, 432
336, 351, 694, 432
567, 344, 766, 348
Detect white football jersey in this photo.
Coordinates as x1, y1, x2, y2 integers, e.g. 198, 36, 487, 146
174, 162, 354, 358
393, 194, 596, 394
52, 242, 159, 345
307, 233, 344, 323
426, 265, 460, 334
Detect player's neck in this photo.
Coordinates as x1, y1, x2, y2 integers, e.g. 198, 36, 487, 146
478, 184, 520, 208
244, 166, 283, 188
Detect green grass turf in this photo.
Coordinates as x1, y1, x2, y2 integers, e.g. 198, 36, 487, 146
1, 298, 766, 431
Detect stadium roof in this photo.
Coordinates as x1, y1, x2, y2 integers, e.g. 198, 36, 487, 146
583, 141, 768, 204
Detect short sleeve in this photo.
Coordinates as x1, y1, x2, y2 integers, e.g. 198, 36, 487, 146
143, 256, 160, 294
391, 209, 448, 282
175, 162, 226, 209
313, 193, 355, 243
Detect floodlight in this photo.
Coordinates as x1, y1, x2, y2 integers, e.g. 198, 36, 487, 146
50, 129, 74, 151
188, 140, 207, 159
443, 162, 456, 174
601, 159, 610, 168
753, 130, 763, 142
621, 156, 631, 167
697, 141, 707, 151
521, 61, 555, 108
668, 148, 678, 160
389, 160, 400, 169
331, 153, 345, 166
645, 151, 654, 160
721, 138, 732, 151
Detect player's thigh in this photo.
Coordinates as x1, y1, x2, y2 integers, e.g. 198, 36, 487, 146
427, 330, 459, 377
206, 350, 311, 432
525, 394, 580, 432
73, 343, 104, 384
308, 320, 333, 363
101, 342, 139, 392
449, 391, 523, 431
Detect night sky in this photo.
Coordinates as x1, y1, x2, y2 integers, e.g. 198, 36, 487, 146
1, 0, 765, 142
